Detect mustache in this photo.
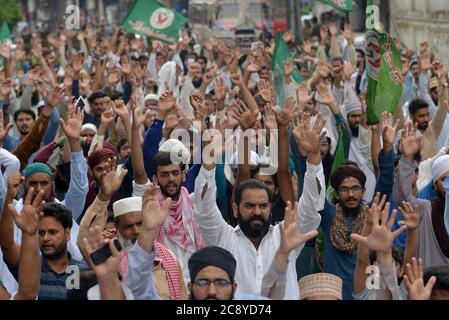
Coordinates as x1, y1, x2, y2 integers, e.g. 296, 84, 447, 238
346, 197, 358, 202
248, 215, 266, 223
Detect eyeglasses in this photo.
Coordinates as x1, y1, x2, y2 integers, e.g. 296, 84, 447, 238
193, 279, 232, 288
338, 185, 363, 193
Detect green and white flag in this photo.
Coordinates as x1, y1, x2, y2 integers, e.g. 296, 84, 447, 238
314, 0, 353, 12
121, 0, 188, 44
365, 29, 403, 124
272, 32, 304, 105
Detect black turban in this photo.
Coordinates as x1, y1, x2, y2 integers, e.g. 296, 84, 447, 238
188, 246, 237, 282
330, 164, 366, 190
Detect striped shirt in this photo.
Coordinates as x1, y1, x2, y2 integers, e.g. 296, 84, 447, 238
38, 254, 89, 300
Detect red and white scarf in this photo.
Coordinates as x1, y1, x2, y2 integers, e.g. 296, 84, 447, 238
118, 241, 183, 300
156, 186, 204, 253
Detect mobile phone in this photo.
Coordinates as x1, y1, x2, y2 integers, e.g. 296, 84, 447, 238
90, 239, 123, 265
75, 96, 86, 109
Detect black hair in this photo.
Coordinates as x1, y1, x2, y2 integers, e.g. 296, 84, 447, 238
111, 91, 124, 101
88, 91, 108, 105
152, 151, 186, 175
408, 98, 429, 115
355, 49, 365, 58
234, 179, 273, 206
410, 60, 418, 68
423, 266, 449, 295
116, 138, 128, 154
196, 55, 208, 65
14, 109, 36, 122
369, 245, 404, 265
331, 56, 344, 64
42, 202, 73, 229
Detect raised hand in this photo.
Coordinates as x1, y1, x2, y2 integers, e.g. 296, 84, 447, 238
404, 258, 436, 300
120, 55, 131, 76
230, 73, 243, 86
316, 84, 336, 106
142, 183, 171, 231
225, 101, 241, 129
0, 41, 11, 60
235, 99, 257, 130
342, 24, 354, 44
214, 76, 227, 101
329, 22, 338, 37
83, 226, 121, 280
107, 68, 121, 86
158, 90, 176, 113
292, 112, 326, 156
99, 158, 128, 198
7, 172, 24, 199
398, 201, 420, 230
46, 86, 66, 108
350, 201, 407, 254
0, 78, 12, 100
380, 112, 399, 148
284, 58, 294, 77
262, 103, 277, 130
258, 79, 272, 103
0, 110, 13, 143
112, 99, 129, 120
343, 62, 355, 80
400, 122, 420, 160
9, 187, 45, 235
60, 104, 84, 140
190, 92, 208, 120
279, 201, 318, 255
72, 54, 84, 74
296, 82, 314, 105
275, 96, 295, 127
130, 93, 145, 129
100, 109, 116, 128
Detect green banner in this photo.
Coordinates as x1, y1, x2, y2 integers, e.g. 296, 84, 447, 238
365, 29, 403, 124
315, 0, 353, 12
121, 0, 188, 44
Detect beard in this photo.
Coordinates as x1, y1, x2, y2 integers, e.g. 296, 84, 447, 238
350, 124, 359, 137
340, 199, 362, 217
160, 181, 182, 198
238, 211, 271, 238
192, 78, 202, 88
418, 122, 429, 131
40, 241, 68, 260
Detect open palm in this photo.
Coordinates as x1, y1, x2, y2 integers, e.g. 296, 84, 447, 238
142, 184, 171, 230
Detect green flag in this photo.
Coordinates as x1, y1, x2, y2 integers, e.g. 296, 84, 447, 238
365, 29, 403, 124
272, 33, 304, 105
121, 0, 187, 44
0, 22, 11, 41
314, 0, 353, 12
326, 126, 347, 202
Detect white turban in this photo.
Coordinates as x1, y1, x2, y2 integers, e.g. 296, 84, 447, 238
432, 155, 449, 183
344, 101, 362, 117
113, 197, 142, 218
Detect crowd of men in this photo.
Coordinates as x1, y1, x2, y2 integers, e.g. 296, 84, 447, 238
0, 15, 448, 301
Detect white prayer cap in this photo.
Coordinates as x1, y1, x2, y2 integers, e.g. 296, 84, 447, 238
344, 100, 362, 117
144, 94, 159, 102
113, 197, 142, 218
81, 123, 97, 133
432, 155, 449, 183
159, 139, 191, 166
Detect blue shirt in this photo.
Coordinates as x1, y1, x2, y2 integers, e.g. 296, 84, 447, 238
38, 254, 89, 300
319, 149, 395, 300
